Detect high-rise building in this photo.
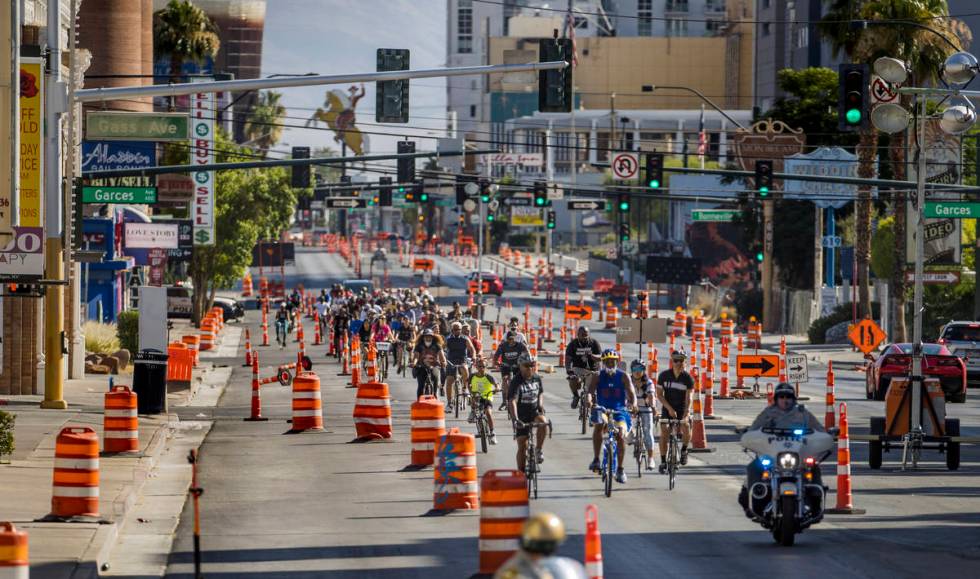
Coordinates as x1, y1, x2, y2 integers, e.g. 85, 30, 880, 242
77, 0, 155, 112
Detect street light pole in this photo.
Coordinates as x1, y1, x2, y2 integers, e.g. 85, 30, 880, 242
910, 94, 928, 445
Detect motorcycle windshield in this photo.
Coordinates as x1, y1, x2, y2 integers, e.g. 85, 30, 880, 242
740, 430, 835, 463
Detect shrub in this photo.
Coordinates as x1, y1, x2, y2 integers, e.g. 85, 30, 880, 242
0, 410, 14, 459
117, 310, 139, 354
808, 301, 881, 344
83, 321, 121, 354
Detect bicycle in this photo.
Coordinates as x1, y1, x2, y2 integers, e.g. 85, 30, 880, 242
663, 418, 684, 491
498, 366, 516, 412
514, 417, 552, 500
632, 408, 653, 478
473, 396, 493, 453
375, 341, 391, 382
568, 369, 595, 435
450, 360, 471, 419
416, 364, 439, 398
593, 406, 624, 498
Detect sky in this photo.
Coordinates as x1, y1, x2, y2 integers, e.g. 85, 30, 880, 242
261, 0, 450, 166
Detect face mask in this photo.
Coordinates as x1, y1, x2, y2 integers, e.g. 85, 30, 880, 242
603, 365, 617, 376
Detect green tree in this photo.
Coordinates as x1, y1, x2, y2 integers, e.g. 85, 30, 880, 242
243, 91, 287, 155
819, 0, 969, 338
189, 131, 304, 322
870, 215, 895, 280
153, 0, 220, 82
764, 67, 859, 149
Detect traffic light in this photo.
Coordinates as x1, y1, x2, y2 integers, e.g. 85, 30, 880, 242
291, 146, 310, 188
404, 182, 417, 202
376, 48, 410, 123
645, 153, 663, 188
755, 160, 773, 197
619, 223, 630, 241
838, 63, 869, 131
456, 175, 476, 205
546, 210, 556, 230
397, 141, 416, 183
480, 180, 493, 203
538, 38, 573, 113
533, 181, 549, 207
378, 176, 393, 207
755, 250, 764, 263
617, 192, 631, 212
487, 212, 495, 223
415, 182, 427, 203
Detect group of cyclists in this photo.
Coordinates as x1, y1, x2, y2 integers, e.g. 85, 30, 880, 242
276, 283, 707, 488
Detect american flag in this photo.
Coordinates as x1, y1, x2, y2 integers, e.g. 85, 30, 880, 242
697, 104, 707, 162
565, 13, 579, 67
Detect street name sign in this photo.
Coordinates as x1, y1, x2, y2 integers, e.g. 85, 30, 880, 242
785, 353, 808, 384
904, 270, 960, 284
325, 197, 368, 209
82, 186, 158, 204
85, 111, 190, 141
736, 355, 780, 378
504, 196, 533, 206
691, 209, 738, 222
848, 319, 886, 355
924, 202, 980, 219
568, 200, 607, 211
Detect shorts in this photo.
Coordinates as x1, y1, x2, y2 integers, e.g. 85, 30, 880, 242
514, 411, 542, 438
661, 407, 688, 421
447, 362, 467, 377
590, 408, 632, 433
472, 394, 494, 407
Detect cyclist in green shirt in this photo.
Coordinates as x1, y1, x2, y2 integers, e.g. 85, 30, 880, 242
467, 357, 498, 444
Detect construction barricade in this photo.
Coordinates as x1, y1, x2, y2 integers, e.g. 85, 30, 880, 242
103, 385, 139, 454
747, 317, 762, 350
0, 522, 29, 579
410, 396, 446, 466
49, 427, 100, 520
353, 381, 393, 440
181, 335, 200, 367
166, 343, 194, 390
433, 428, 479, 511
478, 470, 529, 575
199, 317, 217, 351
290, 373, 324, 432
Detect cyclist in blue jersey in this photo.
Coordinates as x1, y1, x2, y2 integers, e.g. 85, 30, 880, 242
586, 349, 637, 484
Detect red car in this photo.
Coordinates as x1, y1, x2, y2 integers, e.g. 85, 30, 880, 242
467, 271, 504, 296
865, 343, 967, 403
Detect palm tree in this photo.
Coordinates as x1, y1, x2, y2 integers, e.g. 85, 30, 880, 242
154, 0, 220, 83
243, 91, 287, 155
819, 0, 967, 337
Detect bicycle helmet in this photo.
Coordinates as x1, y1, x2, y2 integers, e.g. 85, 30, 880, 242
422, 328, 435, 337
517, 352, 537, 366
600, 349, 620, 361
670, 350, 687, 361
630, 359, 646, 373
520, 512, 566, 555
774, 382, 796, 401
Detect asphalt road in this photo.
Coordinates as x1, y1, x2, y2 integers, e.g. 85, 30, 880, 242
156, 247, 980, 578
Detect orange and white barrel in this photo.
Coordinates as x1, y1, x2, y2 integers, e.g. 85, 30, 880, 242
50, 427, 100, 519
410, 396, 445, 466
0, 522, 28, 579
103, 385, 138, 453
433, 428, 478, 510
353, 381, 393, 439
478, 470, 529, 575
290, 373, 324, 432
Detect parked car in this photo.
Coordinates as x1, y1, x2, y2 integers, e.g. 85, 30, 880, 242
212, 296, 245, 321
166, 286, 193, 319
938, 321, 980, 388
341, 279, 374, 295
467, 271, 504, 296
865, 343, 967, 403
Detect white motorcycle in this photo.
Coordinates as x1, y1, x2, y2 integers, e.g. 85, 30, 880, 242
739, 426, 835, 546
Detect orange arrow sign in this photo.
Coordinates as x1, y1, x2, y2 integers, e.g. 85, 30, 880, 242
848, 319, 886, 354
412, 258, 434, 271
736, 355, 780, 378
565, 304, 593, 320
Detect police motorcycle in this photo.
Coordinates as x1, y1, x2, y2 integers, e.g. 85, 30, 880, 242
739, 425, 836, 546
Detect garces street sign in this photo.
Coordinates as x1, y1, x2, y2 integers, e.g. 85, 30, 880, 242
82, 186, 158, 204
325, 197, 368, 209
568, 200, 607, 211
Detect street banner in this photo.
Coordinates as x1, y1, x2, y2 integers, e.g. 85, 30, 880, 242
907, 120, 961, 266
81, 140, 156, 172
511, 206, 544, 227
0, 227, 44, 278
124, 222, 179, 249
148, 248, 168, 286
191, 88, 215, 245
19, 58, 43, 227
783, 147, 864, 209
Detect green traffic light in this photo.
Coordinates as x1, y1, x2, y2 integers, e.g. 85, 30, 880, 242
759, 186, 769, 197
481, 195, 490, 202
619, 202, 629, 211
420, 193, 429, 202
535, 198, 545, 206
397, 186, 405, 193
648, 179, 660, 188
846, 108, 862, 124
487, 214, 495, 222
755, 252, 764, 262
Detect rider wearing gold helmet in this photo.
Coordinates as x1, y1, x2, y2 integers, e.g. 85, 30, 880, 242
494, 513, 587, 579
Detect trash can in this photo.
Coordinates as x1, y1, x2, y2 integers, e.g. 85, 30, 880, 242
133, 349, 169, 414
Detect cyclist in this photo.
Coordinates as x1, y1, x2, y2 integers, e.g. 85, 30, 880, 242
445, 322, 477, 409
494, 331, 529, 411
586, 349, 636, 484
507, 318, 527, 344
461, 322, 482, 358
656, 350, 695, 473
467, 357, 498, 445
564, 326, 601, 409
494, 512, 588, 579
412, 328, 447, 399
630, 359, 657, 472
507, 353, 548, 471
331, 302, 351, 359
393, 312, 415, 372
274, 302, 290, 347
371, 314, 393, 344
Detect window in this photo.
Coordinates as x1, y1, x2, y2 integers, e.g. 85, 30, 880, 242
667, 18, 688, 36
761, 22, 771, 37
705, 0, 726, 12
796, 25, 809, 48
638, 0, 652, 36
666, 0, 689, 11
705, 19, 723, 36
469, 104, 476, 118
458, 1, 473, 54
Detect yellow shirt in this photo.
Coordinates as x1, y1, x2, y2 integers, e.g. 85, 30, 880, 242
469, 373, 496, 399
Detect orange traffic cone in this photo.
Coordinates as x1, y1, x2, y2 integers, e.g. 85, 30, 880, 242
585, 505, 603, 579
689, 378, 713, 453
826, 403, 865, 514
243, 328, 253, 367
825, 361, 836, 430
245, 351, 268, 421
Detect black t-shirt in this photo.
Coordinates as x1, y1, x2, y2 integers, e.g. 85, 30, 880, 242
495, 342, 528, 367
414, 341, 442, 365
446, 335, 470, 364
565, 338, 601, 370
656, 369, 694, 412
507, 373, 544, 422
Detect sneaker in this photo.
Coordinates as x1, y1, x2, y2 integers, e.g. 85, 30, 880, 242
680, 448, 689, 466
498, 401, 508, 411
615, 469, 627, 484
490, 433, 497, 445
537, 450, 544, 464
658, 462, 667, 474
467, 411, 476, 423
646, 462, 656, 472
571, 393, 580, 409
589, 458, 600, 472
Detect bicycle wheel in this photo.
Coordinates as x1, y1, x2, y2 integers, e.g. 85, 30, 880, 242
668, 437, 678, 491
532, 469, 538, 500
479, 418, 488, 453
635, 424, 644, 479
580, 404, 588, 435
604, 442, 614, 498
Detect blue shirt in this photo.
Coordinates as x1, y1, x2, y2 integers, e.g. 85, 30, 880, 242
596, 368, 629, 410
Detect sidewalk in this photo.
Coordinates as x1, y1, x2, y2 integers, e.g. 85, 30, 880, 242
0, 326, 240, 578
